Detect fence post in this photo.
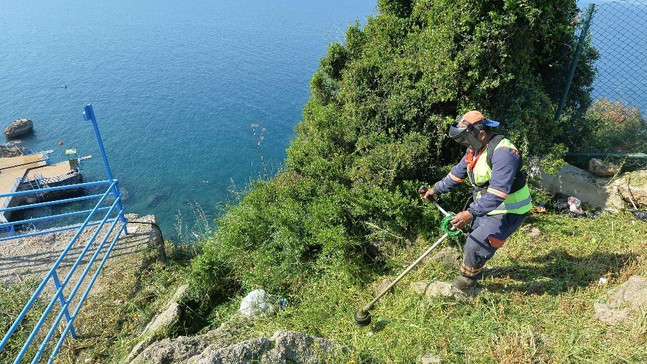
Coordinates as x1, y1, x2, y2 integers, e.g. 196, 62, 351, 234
82, 105, 128, 232
554, 3, 596, 122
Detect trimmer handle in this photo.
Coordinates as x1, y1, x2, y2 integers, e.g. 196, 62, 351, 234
418, 185, 452, 217
418, 185, 436, 202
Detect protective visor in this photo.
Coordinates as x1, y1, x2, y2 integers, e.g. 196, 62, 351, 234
449, 123, 481, 150
449, 123, 471, 148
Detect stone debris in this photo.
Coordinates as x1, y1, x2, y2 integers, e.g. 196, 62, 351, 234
131, 326, 340, 364
594, 275, 647, 325
519, 224, 543, 240
419, 353, 443, 364
430, 246, 461, 269
373, 277, 395, 296
410, 281, 478, 303
0, 143, 25, 157
588, 158, 620, 177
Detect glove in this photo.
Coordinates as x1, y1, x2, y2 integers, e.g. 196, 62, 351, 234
450, 210, 472, 230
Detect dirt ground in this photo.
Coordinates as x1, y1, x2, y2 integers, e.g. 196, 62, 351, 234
0, 214, 159, 299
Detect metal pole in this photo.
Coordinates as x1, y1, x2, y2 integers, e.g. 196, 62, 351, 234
360, 232, 450, 314
83, 105, 128, 230
83, 105, 114, 181
51, 272, 77, 339
554, 3, 595, 122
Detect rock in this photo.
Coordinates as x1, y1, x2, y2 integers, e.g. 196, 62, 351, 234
419, 353, 443, 364
131, 320, 252, 364
519, 224, 542, 240
262, 331, 338, 364
410, 281, 477, 303
430, 246, 461, 269
615, 169, 647, 208
126, 285, 190, 362
588, 158, 620, 177
130, 335, 212, 364
594, 275, 647, 325
0, 144, 25, 157
4, 118, 33, 139
186, 337, 271, 364
528, 159, 625, 211
146, 193, 167, 208
131, 327, 340, 364
373, 278, 394, 296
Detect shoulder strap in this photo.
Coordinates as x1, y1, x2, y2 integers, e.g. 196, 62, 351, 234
486, 134, 528, 193
486, 134, 505, 168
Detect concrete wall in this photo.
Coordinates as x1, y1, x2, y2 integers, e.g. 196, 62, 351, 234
528, 159, 625, 210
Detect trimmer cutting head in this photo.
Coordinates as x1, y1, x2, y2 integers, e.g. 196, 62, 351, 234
354, 309, 372, 327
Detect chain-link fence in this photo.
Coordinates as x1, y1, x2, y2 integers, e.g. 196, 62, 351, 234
588, 0, 647, 113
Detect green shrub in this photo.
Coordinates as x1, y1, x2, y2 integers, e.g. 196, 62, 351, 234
584, 98, 646, 153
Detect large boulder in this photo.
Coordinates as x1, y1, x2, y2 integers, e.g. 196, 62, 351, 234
588, 158, 620, 177
4, 118, 33, 139
185, 331, 338, 364
130, 323, 341, 364
615, 169, 647, 208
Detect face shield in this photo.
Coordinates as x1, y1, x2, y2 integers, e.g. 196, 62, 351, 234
449, 118, 484, 150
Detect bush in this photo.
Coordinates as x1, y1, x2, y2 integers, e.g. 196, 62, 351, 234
583, 98, 646, 153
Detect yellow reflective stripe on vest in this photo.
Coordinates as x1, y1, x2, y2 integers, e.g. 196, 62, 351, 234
488, 184, 533, 215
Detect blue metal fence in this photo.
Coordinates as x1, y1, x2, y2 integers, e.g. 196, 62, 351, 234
0, 105, 129, 363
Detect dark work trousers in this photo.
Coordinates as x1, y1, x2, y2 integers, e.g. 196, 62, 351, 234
459, 212, 529, 278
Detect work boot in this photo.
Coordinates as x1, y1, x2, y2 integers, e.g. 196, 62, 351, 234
451, 274, 480, 292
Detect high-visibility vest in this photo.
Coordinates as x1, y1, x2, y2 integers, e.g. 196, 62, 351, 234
469, 138, 532, 215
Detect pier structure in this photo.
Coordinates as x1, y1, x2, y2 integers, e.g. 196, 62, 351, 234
0, 152, 79, 223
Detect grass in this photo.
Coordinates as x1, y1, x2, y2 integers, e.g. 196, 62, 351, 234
2, 212, 645, 363
56, 242, 194, 363
0, 241, 192, 364
221, 211, 647, 363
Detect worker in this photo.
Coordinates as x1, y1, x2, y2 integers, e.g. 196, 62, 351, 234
420, 110, 532, 291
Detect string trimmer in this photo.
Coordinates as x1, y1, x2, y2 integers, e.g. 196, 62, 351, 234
354, 186, 462, 327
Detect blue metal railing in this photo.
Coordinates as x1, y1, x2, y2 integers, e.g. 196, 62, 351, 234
0, 105, 129, 363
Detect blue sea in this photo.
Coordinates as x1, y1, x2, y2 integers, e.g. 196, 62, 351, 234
0, 0, 376, 240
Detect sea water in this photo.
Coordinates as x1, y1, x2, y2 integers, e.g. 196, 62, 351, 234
0, 0, 376, 240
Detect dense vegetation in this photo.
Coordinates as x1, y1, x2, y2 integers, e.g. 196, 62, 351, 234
188, 0, 597, 312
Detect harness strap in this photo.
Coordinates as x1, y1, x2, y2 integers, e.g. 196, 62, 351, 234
473, 134, 527, 194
